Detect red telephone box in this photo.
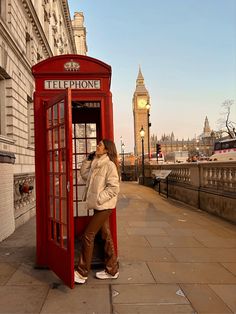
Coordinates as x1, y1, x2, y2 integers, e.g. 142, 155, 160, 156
32, 55, 117, 288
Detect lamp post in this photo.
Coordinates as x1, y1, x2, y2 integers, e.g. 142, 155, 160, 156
120, 136, 123, 155
140, 126, 145, 185
146, 101, 151, 160
121, 142, 125, 175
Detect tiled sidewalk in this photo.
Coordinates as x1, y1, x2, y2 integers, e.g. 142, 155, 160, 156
0, 181, 236, 313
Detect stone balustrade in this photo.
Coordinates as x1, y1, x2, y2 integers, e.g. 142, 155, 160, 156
14, 173, 36, 228
200, 163, 236, 193
123, 161, 236, 223
150, 162, 236, 223
157, 162, 236, 192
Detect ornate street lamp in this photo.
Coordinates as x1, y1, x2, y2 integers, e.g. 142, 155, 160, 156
139, 126, 145, 185
146, 101, 151, 160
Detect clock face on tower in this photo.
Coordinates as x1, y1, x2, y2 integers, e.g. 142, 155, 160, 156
138, 98, 146, 109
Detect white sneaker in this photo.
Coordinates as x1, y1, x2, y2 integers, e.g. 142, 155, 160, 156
96, 270, 119, 280
74, 271, 88, 284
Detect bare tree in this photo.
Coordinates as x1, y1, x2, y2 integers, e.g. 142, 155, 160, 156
217, 99, 236, 138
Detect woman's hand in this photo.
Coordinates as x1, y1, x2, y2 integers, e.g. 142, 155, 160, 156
87, 151, 96, 161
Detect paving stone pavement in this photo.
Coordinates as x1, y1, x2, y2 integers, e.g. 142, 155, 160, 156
0, 181, 236, 314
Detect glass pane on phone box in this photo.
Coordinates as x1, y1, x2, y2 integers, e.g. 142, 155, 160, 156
49, 175, 53, 196
78, 186, 85, 201
77, 169, 85, 183
49, 152, 53, 172
62, 225, 68, 249
75, 124, 85, 138
59, 101, 64, 123
77, 154, 85, 168
78, 139, 86, 153
54, 150, 59, 172
61, 199, 67, 224
55, 175, 60, 196
61, 148, 66, 161
72, 158, 76, 169
49, 197, 53, 218
73, 202, 78, 217
53, 104, 58, 126
73, 169, 78, 184
86, 124, 96, 137
60, 125, 65, 148
47, 108, 52, 128
72, 155, 79, 169
47, 130, 52, 150
60, 154, 66, 173
73, 185, 77, 200
61, 175, 66, 198
78, 154, 85, 163
53, 128, 59, 146
87, 139, 97, 152
55, 198, 60, 220
73, 139, 81, 154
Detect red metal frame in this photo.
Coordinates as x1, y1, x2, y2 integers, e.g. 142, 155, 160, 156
32, 55, 117, 288
45, 90, 74, 287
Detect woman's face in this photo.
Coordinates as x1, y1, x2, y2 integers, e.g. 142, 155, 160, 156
96, 141, 107, 156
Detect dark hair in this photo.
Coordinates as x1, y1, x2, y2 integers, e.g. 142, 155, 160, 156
102, 139, 120, 174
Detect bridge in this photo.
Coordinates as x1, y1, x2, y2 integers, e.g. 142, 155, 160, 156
0, 181, 235, 313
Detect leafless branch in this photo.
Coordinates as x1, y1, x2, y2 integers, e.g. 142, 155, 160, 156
218, 99, 235, 138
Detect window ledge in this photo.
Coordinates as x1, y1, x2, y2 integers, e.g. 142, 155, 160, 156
27, 144, 35, 150
0, 135, 15, 144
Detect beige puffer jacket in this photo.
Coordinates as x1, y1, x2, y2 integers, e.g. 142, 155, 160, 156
80, 154, 120, 210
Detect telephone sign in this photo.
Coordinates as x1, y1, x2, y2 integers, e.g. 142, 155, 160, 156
44, 79, 101, 89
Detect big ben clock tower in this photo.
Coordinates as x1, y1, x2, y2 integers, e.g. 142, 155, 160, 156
133, 67, 150, 156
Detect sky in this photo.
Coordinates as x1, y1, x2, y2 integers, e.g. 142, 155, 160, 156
68, 0, 236, 152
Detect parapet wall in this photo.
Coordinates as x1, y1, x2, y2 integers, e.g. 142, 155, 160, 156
152, 162, 236, 224
123, 161, 236, 224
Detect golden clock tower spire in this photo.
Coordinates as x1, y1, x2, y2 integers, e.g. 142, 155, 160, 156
136, 66, 144, 85
133, 66, 150, 156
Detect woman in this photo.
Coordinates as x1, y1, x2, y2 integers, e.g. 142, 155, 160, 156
74, 139, 120, 284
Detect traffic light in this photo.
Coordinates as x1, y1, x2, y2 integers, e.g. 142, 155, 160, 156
156, 143, 161, 156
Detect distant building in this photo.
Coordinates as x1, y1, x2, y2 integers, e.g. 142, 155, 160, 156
133, 67, 150, 156
201, 116, 211, 138
151, 116, 217, 157
0, 0, 86, 241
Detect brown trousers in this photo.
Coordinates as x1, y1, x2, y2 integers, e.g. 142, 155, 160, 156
77, 209, 118, 277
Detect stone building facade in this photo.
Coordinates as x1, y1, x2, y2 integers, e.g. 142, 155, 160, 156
0, 0, 86, 241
